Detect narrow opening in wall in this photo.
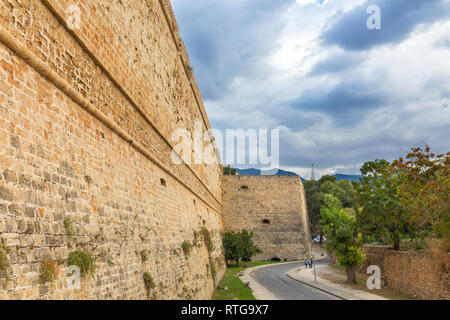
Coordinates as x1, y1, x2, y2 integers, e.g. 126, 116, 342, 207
271, 257, 281, 262
262, 219, 270, 225
240, 185, 248, 190
160, 178, 166, 187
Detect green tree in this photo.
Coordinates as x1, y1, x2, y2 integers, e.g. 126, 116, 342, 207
320, 195, 365, 283
240, 230, 262, 262
222, 230, 261, 265
355, 159, 408, 250
222, 231, 242, 265
321, 180, 355, 208
305, 177, 355, 244
318, 174, 336, 185
223, 165, 237, 176
321, 181, 346, 203
336, 180, 355, 208
304, 180, 321, 230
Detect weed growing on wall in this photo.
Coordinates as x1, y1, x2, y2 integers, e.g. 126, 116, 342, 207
140, 250, 148, 262
39, 259, 58, 284
143, 272, 156, 296
209, 256, 216, 286
64, 217, 75, 237
199, 228, 217, 286
182, 241, 192, 258
200, 227, 214, 253
67, 251, 95, 276
193, 230, 200, 247
0, 238, 9, 286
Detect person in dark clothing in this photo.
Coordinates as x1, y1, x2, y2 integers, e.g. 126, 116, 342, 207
304, 258, 308, 269
309, 257, 313, 268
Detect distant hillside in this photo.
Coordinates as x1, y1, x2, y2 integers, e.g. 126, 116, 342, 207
235, 168, 261, 175
333, 174, 364, 182
233, 169, 361, 183
277, 169, 298, 176
235, 168, 306, 182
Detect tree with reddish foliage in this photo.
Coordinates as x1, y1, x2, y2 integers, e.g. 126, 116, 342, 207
392, 146, 450, 241
355, 146, 449, 251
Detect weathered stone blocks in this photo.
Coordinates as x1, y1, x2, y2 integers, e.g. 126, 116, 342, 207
0, 0, 225, 299
222, 175, 312, 261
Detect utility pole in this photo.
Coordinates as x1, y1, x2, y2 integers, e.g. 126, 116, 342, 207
313, 255, 317, 282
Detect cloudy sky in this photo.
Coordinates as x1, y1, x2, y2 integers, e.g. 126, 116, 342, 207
171, 0, 450, 178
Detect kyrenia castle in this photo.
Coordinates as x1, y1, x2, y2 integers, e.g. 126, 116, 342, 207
0, 0, 310, 299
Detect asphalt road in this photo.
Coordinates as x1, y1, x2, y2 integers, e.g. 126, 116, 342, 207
253, 259, 340, 300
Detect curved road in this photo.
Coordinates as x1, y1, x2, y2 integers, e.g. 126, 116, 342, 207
253, 259, 340, 300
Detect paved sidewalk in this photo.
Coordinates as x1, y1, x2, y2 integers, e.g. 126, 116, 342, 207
286, 264, 388, 300
311, 244, 327, 261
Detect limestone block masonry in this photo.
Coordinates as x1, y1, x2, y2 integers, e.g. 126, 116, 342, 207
0, 0, 226, 299
361, 246, 450, 300
222, 176, 312, 261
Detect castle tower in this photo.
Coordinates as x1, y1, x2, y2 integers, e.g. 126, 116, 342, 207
221, 175, 312, 261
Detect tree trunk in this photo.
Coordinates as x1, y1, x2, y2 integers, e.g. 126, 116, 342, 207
319, 231, 324, 245
393, 231, 400, 250
346, 264, 357, 284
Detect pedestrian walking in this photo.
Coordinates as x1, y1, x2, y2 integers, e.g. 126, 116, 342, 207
309, 257, 313, 268
304, 258, 308, 269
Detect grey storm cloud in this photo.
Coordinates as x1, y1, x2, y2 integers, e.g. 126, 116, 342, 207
320, 0, 450, 51
308, 52, 366, 76
441, 89, 450, 99
172, 0, 296, 100
435, 33, 450, 48
269, 106, 321, 131
171, 0, 450, 175
287, 81, 385, 125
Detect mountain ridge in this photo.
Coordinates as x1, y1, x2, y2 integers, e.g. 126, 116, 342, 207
234, 168, 363, 182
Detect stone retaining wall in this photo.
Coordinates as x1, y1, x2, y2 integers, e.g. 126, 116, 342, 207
360, 245, 449, 300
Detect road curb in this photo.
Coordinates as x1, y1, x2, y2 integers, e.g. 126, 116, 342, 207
285, 270, 347, 300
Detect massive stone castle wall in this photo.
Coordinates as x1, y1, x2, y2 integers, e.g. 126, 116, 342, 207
222, 176, 312, 261
0, 0, 225, 299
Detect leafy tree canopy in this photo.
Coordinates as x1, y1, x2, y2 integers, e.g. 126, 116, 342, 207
354, 159, 408, 250
320, 194, 364, 283
392, 146, 449, 241
304, 175, 355, 237
223, 165, 237, 176
318, 174, 336, 185
222, 230, 261, 265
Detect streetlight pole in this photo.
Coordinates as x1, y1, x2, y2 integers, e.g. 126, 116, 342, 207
313, 255, 317, 282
